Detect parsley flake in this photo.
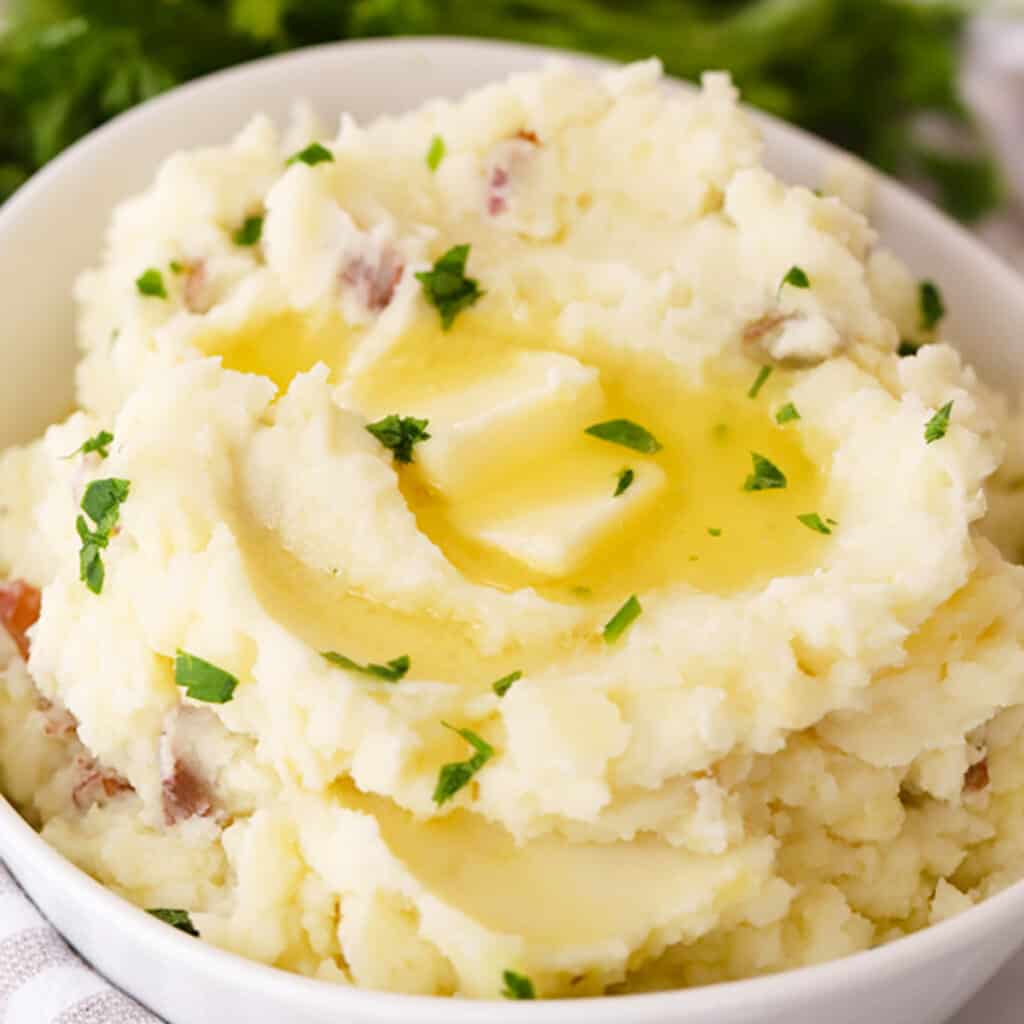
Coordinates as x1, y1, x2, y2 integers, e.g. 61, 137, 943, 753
492, 670, 522, 697
585, 419, 662, 454
502, 970, 536, 1000
232, 215, 263, 246
432, 723, 494, 805
76, 477, 130, 594
743, 452, 787, 491
748, 365, 773, 399
174, 650, 238, 704
603, 594, 641, 644
365, 414, 431, 464
708, 527, 722, 537
415, 244, 484, 329
919, 280, 945, 332
147, 908, 199, 936
898, 339, 921, 357
135, 268, 167, 299
286, 141, 333, 167
797, 512, 833, 534
779, 265, 810, 294
924, 400, 953, 444
775, 403, 800, 424
321, 651, 410, 682
169, 260, 185, 275
614, 468, 635, 496
426, 134, 446, 171
65, 429, 113, 460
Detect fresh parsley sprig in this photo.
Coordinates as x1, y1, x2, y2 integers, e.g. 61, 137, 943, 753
65, 429, 113, 460
365, 415, 431, 464
147, 908, 199, 936
174, 650, 238, 703
432, 723, 494, 805
415, 245, 484, 330
321, 651, 410, 682
585, 419, 662, 454
76, 477, 130, 594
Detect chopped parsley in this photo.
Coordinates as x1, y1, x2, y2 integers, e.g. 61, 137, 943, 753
614, 468, 635, 496
743, 452, 787, 491
779, 265, 810, 294
321, 651, 410, 682
797, 512, 833, 534
286, 141, 333, 166
775, 402, 800, 424
603, 594, 641, 644
924, 400, 953, 444
426, 134, 446, 171
585, 419, 662, 454
65, 429, 113, 460
432, 723, 494, 805
898, 339, 921, 357
169, 260, 185, 275
135, 267, 167, 299
492, 670, 522, 697
919, 280, 945, 332
174, 650, 238, 704
502, 970, 536, 1000
708, 527, 722, 537
748, 365, 773, 399
76, 477, 130, 594
232, 215, 263, 246
147, 908, 199, 936
415, 244, 484, 330
365, 414, 431, 464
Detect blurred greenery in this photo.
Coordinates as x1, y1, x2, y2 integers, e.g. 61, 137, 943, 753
0, 0, 1002, 218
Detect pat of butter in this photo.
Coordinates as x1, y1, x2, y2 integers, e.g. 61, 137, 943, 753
412, 350, 604, 498
455, 460, 666, 577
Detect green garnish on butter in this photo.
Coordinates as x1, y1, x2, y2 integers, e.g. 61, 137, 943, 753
76, 477, 130, 595
502, 970, 536, 1000
321, 651, 410, 682
898, 339, 921, 357
65, 429, 113, 460
147, 908, 199, 936
603, 594, 641, 644
614, 468, 635, 496
797, 512, 832, 534
174, 650, 238, 704
286, 141, 333, 166
748, 365, 772, 399
919, 280, 945, 332
432, 723, 494, 805
743, 452, 787, 491
232, 215, 263, 246
415, 244, 484, 329
775, 402, 800, 424
426, 134, 446, 171
365, 415, 431, 464
135, 267, 166, 298
585, 419, 662, 454
925, 400, 953, 444
708, 527, 722, 537
492, 670, 522, 697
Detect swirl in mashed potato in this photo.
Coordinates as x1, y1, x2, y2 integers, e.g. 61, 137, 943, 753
3, 60, 1024, 999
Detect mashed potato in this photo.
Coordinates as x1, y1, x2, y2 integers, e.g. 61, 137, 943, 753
3, 60, 1024, 999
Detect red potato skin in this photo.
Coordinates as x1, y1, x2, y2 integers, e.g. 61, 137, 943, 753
0, 580, 40, 659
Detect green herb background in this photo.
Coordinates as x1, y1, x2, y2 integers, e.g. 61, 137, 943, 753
0, 0, 1001, 218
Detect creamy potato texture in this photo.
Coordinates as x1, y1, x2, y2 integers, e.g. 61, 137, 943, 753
4, 61, 1024, 999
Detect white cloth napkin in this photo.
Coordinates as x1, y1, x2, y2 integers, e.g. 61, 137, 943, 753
0, 863, 159, 1023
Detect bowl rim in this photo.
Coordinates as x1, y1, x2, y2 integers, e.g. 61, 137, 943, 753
3, 32, 1024, 1021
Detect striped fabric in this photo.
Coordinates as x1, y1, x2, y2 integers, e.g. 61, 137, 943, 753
0, 864, 160, 1024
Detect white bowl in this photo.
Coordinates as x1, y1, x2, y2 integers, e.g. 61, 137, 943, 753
2, 36, 1024, 1024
